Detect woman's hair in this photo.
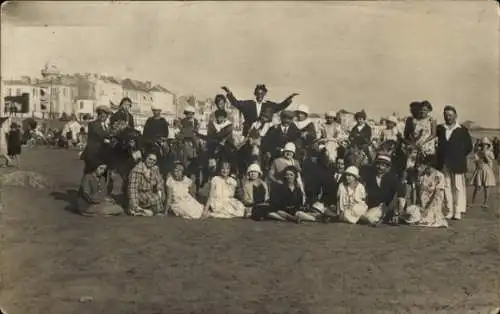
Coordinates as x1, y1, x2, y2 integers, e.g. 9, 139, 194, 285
354, 111, 367, 120
283, 165, 299, 178
420, 100, 433, 111
119, 97, 132, 107
254, 84, 268, 94
217, 160, 232, 174
214, 94, 226, 104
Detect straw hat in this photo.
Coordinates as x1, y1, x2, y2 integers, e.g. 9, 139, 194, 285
184, 105, 196, 113
246, 163, 262, 176
481, 136, 492, 146
295, 105, 309, 115
325, 111, 336, 118
95, 105, 112, 114
151, 104, 162, 111
344, 166, 360, 179
283, 142, 296, 153
386, 115, 398, 125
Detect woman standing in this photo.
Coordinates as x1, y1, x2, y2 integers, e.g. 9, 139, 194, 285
470, 137, 496, 208
127, 152, 165, 216
203, 161, 245, 218
0, 117, 12, 167
294, 105, 317, 162
165, 162, 204, 219
7, 122, 22, 167
337, 166, 368, 224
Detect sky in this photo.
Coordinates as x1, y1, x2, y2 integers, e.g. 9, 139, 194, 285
1, 1, 498, 127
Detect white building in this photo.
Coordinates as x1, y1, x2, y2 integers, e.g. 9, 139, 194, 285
2, 77, 40, 116
95, 76, 123, 108
149, 84, 175, 116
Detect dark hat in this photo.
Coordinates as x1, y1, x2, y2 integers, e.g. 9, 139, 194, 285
354, 111, 367, 120
214, 94, 226, 104
254, 84, 268, 94
280, 110, 295, 119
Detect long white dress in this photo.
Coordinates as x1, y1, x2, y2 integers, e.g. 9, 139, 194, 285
166, 176, 203, 219
338, 182, 368, 224
207, 176, 245, 218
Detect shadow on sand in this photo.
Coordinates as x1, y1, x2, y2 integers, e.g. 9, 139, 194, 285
50, 189, 80, 214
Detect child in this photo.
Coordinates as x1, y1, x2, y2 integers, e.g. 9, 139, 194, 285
471, 137, 496, 208
269, 165, 311, 222
318, 111, 343, 163
380, 115, 401, 143
203, 161, 245, 218
165, 161, 204, 219
240, 163, 270, 220
78, 161, 124, 217
337, 166, 368, 224
7, 122, 22, 167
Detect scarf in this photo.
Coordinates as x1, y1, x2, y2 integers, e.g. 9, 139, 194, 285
294, 118, 313, 130
250, 120, 272, 137
212, 120, 232, 133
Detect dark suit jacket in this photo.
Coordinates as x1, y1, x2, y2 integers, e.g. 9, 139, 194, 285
110, 109, 135, 129
83, 120, 109, 166
362, 168, 400, 208
262, 123, 301, 159
226, 93, 294, 136
436, 124, 473, 174
349, 124, 372, 147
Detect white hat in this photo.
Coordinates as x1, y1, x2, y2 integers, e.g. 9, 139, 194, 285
184, 105, 196, 113
311, 201, 326, 214
481, 136, 492, 145
404, 205, 422, 224
375, 154, 392, 164
282, 142, 296, 153
246, 163, 262, 175
151, 104, 162, 111
386, 115, 398, 124
325, 111, 336, 118
344, 166, 360, 179
295, 104, 309, 115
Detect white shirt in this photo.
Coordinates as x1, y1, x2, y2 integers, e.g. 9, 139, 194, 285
376, 175, 382, 187
356, 124, 366, 132
444, 122, 460, 141
281, 125, 288, 133
255, 100, 263, 118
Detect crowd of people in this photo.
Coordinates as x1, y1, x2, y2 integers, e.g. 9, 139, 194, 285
1, 84, 497, 227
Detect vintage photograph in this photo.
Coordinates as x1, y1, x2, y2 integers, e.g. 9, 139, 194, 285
0, 1, 499, 313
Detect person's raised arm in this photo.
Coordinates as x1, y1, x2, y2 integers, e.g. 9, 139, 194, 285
221, 86, 243, 110
274, 93, 300, 112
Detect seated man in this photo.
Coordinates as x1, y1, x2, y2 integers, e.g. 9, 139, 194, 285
361, 154, 404, 225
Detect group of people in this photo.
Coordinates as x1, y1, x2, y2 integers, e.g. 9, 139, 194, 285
76, 84, 494, 228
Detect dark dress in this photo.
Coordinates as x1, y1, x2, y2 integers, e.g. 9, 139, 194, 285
250, 184, 270, 221
143, 117, 169, 143
7, 129, 22, 156
271, 183, 304, 215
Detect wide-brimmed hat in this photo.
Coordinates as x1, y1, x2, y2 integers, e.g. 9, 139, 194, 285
246, 163, 262, 175
95, 105, 112, 114
151, 104, 162, 111
325, 111, 336, 118
385, 115, 398, 125
481, 136, 492, 146
344, 166, 360, 179
295, 104, 309, 115
354, 111, 367, 120
184, 106, 196, 114
283, 142, 296, 153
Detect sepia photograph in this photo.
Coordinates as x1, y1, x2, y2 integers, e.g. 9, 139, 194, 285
0, 1, 499, 313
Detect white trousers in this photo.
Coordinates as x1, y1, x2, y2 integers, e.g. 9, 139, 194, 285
443, 166, 467, 215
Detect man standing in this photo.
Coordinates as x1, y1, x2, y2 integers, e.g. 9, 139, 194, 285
143, 104, 169, 145
221, 84, 299, 136
436, 105, 473, 220
82, 105, 112, 173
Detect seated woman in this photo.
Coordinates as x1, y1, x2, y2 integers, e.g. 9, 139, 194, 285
337, 166, 369, 224
269, 165, 314, 222
127, 152, 165, 216
203, 161, 245, 218
240, 163, 270, 221
78, 161, 124, 217
165, 161, 204, 219
402, 155, 448, 228
268, 142, 304, 200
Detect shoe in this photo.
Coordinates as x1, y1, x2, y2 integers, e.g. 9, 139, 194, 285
445, 212, 453, 219
453, 213, 462, 220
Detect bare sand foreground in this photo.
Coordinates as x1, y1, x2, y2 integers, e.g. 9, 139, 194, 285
0, 148, 498, 314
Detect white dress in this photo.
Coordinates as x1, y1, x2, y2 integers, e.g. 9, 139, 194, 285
207, 176, 245, 218
166, 176, 203, 219
338, 183, 368, 224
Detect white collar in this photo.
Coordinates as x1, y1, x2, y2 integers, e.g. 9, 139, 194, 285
212, 120, 231, 132
295, 118, 312, 130
444, 122, 460, 130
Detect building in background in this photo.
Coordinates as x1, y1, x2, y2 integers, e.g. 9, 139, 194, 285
149, 84, 176, 117
2, 76, 39, 115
